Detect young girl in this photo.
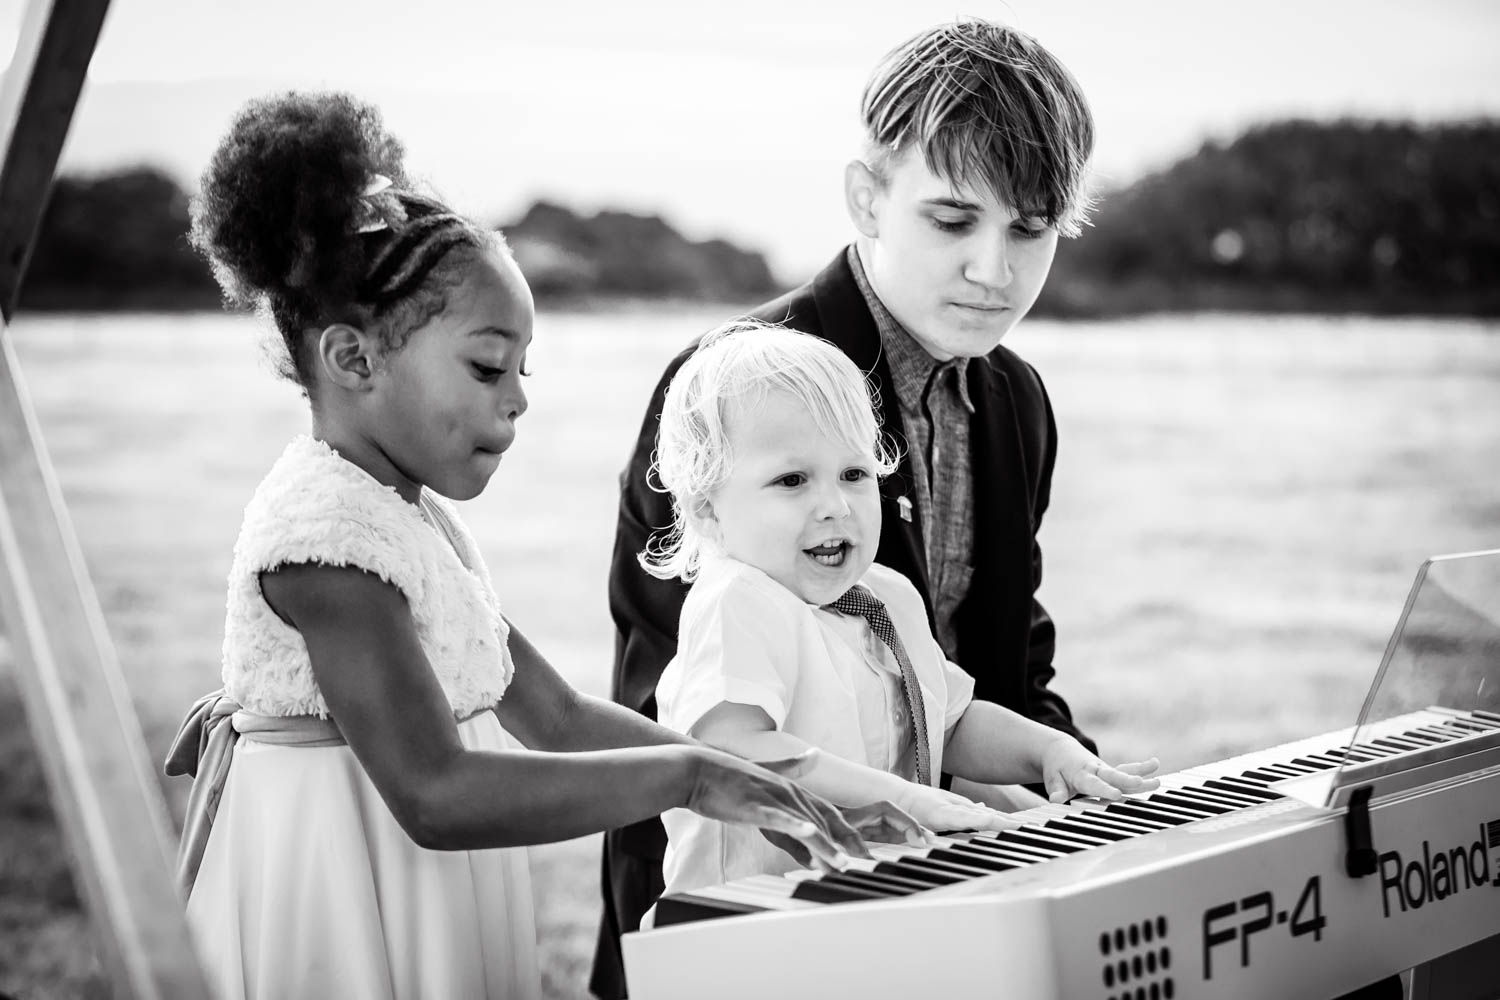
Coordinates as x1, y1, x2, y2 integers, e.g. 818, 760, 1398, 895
645, 322, 1161, 898
165, 92, 883, 1000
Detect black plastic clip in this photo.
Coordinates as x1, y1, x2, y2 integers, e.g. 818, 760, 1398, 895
1344, 784, 1377, 877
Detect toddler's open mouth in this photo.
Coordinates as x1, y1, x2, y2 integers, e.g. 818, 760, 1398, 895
805, 540, 851, 567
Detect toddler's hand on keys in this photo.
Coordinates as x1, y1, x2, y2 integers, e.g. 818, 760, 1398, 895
685, 747, 869, 871
1042, 738, 1162, 802
897, 784, 1019, 834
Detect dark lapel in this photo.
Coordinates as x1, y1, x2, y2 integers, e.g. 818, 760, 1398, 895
804, 250, 934, 609
960, 353, 1035, 671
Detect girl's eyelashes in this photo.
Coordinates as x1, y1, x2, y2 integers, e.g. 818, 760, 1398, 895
772, 472, 807, 488
471, 356, 531, 382
1012, 220, 1049, 239
842, 467, 872, 482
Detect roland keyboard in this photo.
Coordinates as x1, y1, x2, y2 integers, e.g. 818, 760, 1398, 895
623, 708, 1500, 1000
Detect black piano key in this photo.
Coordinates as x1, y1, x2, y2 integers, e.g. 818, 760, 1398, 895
1395, 730, 1445, 744
926, 846, 1024, 872
1263, 761, 1321, 774
1290, 755, 1340, 769
1169, 785, 1260, 810
989, 829, 1087, 854
992, 828, 1087, 853
1106, 801, 1193, 826
950, 835, 1057, 862
1205, 778, 1280, 801
951, 830, 1060, 854
653, 893, 768, 927
952, 838, 1059, 863
804, 875, 906, 899
1373, 736, 1427, 751
1434, 722, 1486, 738
1241, 768, 1293, 782
1021, 823, 1113, 847
1149, 792, 1231, 816
1252, 763, 1311, 777
826, 869, 931, 895
1471, 709, 1500, 725
1045, 818, 1133, 842
1349, 742, 1402, 757
1077, 808, 1169, 833
1447, 717, 1496, 733
1220, 774, 1289, 796
1361, 738, 1418, 754
899, 853, 999, 879
1409, 726, 1460, 742
1118, 797, 1204, 823
790, 878, 890, 904
872, 860, 965, 885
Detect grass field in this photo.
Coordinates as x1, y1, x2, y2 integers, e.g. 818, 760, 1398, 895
2, 308, 1498, 998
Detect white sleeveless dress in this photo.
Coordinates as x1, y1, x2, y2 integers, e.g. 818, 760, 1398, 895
186, 436, 539, 999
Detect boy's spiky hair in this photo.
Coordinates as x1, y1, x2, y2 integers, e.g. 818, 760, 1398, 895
861, 19, 1096, 236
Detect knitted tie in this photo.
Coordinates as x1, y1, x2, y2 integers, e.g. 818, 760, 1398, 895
828, 585, 932, 786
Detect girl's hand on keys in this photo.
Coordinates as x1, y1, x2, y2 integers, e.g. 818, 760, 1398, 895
896, 783, 1019, 834
1042, 738, 1162, 803
684, 747, 869, 871
839, 800, 934, 846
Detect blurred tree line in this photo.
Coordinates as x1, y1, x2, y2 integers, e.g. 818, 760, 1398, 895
502, 200, 779, 300
20, 167, 221, 311
1039, 118, 1500, 316
16, 117, 1500, 316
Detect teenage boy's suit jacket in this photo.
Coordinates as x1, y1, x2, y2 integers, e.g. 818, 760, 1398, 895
606, 247, 1094, 860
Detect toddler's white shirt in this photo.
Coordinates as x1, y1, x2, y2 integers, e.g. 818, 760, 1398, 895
656, 553, 976, 898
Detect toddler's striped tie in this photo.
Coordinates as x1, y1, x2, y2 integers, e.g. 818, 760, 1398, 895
827, 584, 932, 786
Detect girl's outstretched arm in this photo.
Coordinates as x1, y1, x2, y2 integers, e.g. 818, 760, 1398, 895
260, 563, 864, 859
497, 619, 927, 853
694, 702, 1011, 835
492, 620, 695, 752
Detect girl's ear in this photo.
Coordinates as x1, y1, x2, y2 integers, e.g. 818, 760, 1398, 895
316, 323, 379, 390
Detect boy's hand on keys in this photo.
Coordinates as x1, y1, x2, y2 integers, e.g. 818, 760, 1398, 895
896, 784, 1020, 834
685, 747, 870, 871
1041, 738, 1161, 803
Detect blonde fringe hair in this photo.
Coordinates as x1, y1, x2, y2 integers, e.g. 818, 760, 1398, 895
861, 18, 1097, 237
641, 321, 898, 583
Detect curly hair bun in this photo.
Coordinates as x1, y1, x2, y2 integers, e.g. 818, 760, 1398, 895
190, 91, 408, 307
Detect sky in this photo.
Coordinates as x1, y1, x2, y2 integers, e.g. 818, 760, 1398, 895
4, 0, 1500, 281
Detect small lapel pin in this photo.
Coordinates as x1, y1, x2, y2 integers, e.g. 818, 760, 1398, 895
896, 495, 913, 522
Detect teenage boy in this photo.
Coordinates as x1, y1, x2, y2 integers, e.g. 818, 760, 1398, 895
593, 19, 1098, 998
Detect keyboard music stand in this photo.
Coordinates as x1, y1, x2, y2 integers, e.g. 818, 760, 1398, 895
1281, 549, 1500, 1000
